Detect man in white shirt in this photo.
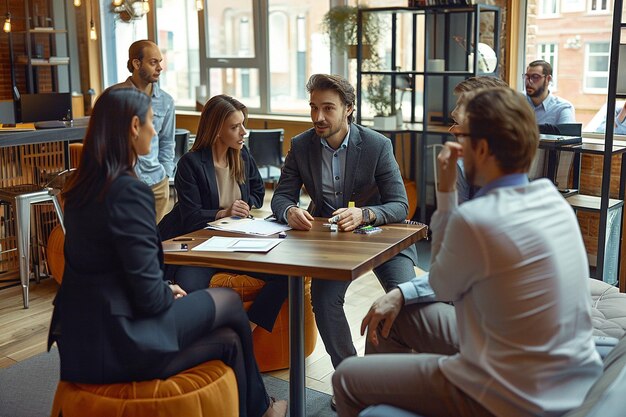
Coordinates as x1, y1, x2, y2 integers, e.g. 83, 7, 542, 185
332, 87, 602, 417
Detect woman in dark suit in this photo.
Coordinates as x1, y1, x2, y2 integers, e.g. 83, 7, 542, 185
47, 87, 286, 417
159, 95, 287, 333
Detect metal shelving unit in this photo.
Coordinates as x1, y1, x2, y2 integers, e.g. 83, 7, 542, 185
14, 0, 72, 94
355, 5, 500, 223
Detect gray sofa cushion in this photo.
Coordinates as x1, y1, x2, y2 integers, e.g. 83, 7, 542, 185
563, 335, 626, 417
589, 279, 626, 339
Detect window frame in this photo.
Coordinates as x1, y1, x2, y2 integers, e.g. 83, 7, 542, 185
537, 42, 559, 90
538, 0, 561, 17
583, 41, 610, 94
588, 0, 610, 14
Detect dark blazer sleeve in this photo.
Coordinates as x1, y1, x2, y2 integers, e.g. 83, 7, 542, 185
242, 146, 265, 209
271, 137, 305, 222
107, 178, 173, 316
174, 152, 221, 232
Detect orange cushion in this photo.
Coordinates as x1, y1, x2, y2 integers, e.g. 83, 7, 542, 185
211, 273, 317, 372
47, 224, 65, 285
403, 178, 417, 220
50, 360, 238, 417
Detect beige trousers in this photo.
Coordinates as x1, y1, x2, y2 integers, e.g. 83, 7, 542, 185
151, 176, 170, 223
332, 302, 496, 417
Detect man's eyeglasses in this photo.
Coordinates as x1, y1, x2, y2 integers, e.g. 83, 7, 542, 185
523, 73, 546, 84
450, 131, 472, 143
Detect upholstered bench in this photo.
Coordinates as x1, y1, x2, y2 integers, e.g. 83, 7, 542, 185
589, 279, 626, 339
50, 360, 238, 417
210, 272, 317, 372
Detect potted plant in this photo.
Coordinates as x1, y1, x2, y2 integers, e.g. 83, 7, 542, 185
366, 75, 396, 130
320, 5, 383, 59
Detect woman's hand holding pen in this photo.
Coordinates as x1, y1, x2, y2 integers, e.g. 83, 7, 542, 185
169, 283, 187, 300
217, 199, 250, 219
287, 206, 314, 230
330, 207, 362, 232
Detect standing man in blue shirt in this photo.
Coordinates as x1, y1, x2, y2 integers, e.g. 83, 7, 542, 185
525, 59, 575, 124
114, 40, 175, 222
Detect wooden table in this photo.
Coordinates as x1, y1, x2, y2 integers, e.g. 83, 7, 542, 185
163, 218, 427, 417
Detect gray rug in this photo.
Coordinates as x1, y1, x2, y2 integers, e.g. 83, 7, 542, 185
0, 349, 334, 417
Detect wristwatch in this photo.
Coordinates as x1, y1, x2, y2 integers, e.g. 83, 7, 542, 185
361, 208, 371, 225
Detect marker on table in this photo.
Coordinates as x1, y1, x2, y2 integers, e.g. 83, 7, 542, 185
329, 201, 356, 224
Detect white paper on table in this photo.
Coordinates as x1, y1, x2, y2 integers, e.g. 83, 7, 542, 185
205, 217, 291, 236
191, 236, 283, 252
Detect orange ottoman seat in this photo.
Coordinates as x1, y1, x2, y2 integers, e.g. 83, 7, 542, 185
210, 273, 317, 372
50, 360, 238, 417
47, 224, 65, 284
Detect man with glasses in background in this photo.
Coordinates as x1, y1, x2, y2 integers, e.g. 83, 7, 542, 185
113, 40, 175, 222
524, 59, 575, 125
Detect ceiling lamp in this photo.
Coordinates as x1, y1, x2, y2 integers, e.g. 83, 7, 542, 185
112, 0, 149, 22
74, 0, 81, 7
3, 0, 10, 33
90, 0, 97, 40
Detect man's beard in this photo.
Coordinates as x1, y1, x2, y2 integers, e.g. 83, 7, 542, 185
315, 123, 340, 139
139, 67, 158, 83
528, 81, 546, 98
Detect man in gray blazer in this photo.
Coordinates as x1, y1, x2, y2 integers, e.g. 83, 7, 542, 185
271, 74, 418, 394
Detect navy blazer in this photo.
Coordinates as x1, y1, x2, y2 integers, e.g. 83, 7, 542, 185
271, 124, 409, 224
159, 146, 264, 241
48, 175, 179, 384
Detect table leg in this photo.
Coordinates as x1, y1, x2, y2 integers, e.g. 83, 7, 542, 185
289, 275, 305, 417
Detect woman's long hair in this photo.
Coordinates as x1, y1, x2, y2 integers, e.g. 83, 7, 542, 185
191, 94, 247, 184
63, 87, 151, 206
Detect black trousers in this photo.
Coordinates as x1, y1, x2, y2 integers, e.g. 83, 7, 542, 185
153, 288, 270, 417
170, 265, 288, 332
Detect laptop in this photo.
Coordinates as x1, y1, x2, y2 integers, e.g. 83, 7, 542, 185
539, 134, 582, 146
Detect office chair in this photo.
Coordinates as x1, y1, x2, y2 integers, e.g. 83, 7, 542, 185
169, 129, 191, 202
247, 128, 284, 186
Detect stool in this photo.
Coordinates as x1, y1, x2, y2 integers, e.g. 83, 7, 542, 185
50, 360, 238, 417
68, 142, 83, 169
0, 185, 64, 308
210, 273, 317, 372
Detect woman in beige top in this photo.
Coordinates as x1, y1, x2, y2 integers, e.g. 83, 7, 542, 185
159, 95, 287, 333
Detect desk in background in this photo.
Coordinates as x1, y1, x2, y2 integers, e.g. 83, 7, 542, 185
163, 218, 427, 417
0, 123, 87, 296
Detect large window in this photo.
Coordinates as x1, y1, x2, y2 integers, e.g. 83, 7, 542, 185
584, 42, 610, 93
538, 43, 559, 90
526, 0, 612, 133
155, 0, 200, 108
100, 0, 149, 87
200, 0, 330, 115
